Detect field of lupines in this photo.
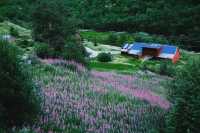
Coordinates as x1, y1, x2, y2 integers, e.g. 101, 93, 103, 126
20, 59, 170, 133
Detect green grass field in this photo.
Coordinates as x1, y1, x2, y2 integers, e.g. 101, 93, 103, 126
89, 61, 140, 74
83, 40, 121, 54
0, 21, 31, 39
80, 30, 135, 47
80, 30, 112, 44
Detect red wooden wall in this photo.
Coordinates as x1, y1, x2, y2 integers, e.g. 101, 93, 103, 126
172, 49, 180, 63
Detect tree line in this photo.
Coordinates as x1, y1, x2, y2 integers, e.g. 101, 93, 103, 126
0, 0, 200, 44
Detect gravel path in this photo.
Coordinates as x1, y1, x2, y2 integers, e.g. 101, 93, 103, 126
85, 47, 99, 58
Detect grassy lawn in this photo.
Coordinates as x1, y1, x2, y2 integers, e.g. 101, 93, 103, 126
83, 40, 121, 54
80, 30, 135, 46
86, 43, 160, 74
89, 61, 140, 74
84, 38, 143, 74
112, 54, 141, 65
80, 30, 112, 44
0, 21, 31, 39
89, 58, 161, 74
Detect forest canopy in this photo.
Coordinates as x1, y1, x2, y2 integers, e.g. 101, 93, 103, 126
0, 0, 199, 49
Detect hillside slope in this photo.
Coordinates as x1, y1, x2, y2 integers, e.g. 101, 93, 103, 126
0, 21, 31, 39
29, 59, 168, 133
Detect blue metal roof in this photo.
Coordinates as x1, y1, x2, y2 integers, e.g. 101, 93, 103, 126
130, 42, 146, 50
122, 43, 129, 49
143, 43, 162, 49
127, 42, 177, 54
127, 44, 134, 50
161, 45, 177, 54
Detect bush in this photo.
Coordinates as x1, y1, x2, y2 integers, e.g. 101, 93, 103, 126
12, 128, 35, 133
0, 40, 41, 127
134, 32, 152, 42
16, 39, 35, 49
62, 42, 87, 65
117, 34, 134, 47
0, 128, 5, 133
134, 32, 168, 44
97, 52, 112, 62
159, 62, 168, 75
106, 33, 118, 46
116, 34, 127, 47
141, 63, 148, 72
0, 16, 4, 22
35, 40, 87, 65
159, 61, 175, 76
94, 37, 98, 46
0, 104, 5, 128
35, 43, 54, 59
10, 27, 19, 37
166, 57, 200, 133
152, 35, 168, 44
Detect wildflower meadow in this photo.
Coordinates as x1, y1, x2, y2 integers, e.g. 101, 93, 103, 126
17, 59, 171, 133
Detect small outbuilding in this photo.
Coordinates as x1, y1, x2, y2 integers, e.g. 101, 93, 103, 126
121, 42, 180, 63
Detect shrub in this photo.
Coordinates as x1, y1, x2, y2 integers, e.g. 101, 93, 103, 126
117, 34, 134, 47
94, 37, 98, 46
0, 40, 41, 127
0, 104, 5, 128
22, 51, 40, 65
35, 43, 54, 59
152, 35, 168, 44
0, 16, 4, 22
159, 62, 168, 75
12, 128, 35, 133
134, 32, 152, 42
97, 52, 112, 62
10, 27, 19, 37
0, 128, 5, 133
166, 57, 200, 133
106, 33, 118, 46
134, 32, 168, 44
62, 42, 87, 65
16, 39, 35, 49
159, 61, 175, 76
141, 63, 148, 72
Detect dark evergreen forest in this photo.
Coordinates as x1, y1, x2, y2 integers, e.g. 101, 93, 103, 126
0, 0, 200, 49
